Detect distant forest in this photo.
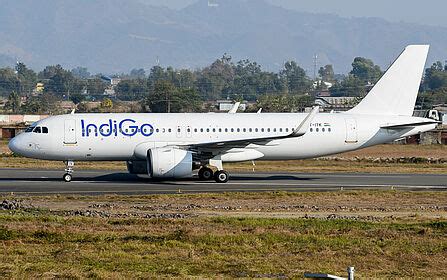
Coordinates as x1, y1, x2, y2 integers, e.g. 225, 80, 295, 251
0, 54, 446, 114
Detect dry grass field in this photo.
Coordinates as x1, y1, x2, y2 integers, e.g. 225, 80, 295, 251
1, 139, 446, 278
0, 191, 446, 278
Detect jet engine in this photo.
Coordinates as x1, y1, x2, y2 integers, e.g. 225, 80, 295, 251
147, 147, 193, 178
126, 160, 148, 174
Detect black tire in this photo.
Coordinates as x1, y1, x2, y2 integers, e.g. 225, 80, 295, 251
63, 173, 72, 182
214, 170, 229, 183
198, 167, 214, 180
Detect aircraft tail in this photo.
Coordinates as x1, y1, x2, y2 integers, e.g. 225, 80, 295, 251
348, 45, 429, 116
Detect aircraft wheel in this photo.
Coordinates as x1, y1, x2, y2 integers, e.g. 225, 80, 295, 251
63, 173, 72, 182
214, 170, 229, 183
198, 167, 214, 180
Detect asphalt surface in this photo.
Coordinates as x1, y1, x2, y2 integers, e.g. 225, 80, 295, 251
0, 168, 445, 195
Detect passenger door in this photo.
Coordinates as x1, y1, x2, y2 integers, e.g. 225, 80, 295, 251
64, 119, 77, 144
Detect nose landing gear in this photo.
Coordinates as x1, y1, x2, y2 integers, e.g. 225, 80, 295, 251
63, 161, 74, 182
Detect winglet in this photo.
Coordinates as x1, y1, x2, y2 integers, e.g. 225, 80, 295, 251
228, 102, 240, 114
291, 106, 319, 137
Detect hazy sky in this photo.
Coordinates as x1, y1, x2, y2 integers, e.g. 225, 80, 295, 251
141, 0, 447, 27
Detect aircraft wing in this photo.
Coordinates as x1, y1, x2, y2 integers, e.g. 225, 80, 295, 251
184, 106, 319, 150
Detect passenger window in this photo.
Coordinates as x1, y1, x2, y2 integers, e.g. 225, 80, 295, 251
219, 128, 222, 132
200, 128, 204, 132
285, 128, 289, 132
225, 128, 228, 132
328, 128, 332, 132
322, 128, 325, 132
273, 128, 277, 132
213, 128, 216, 132
33, 127, 42, 133
168, 129, 172, 133
231, 128, 234, 132
42, 127, 48, 134
249, 128, 252, 132
237, 128, 240, 132
255, 128, 258, 132
316, 128, 319, 132
206, 128, 210, 132
194, 128, 197, 133
310, 128, 313, 132
279, 128, 283, 132
261, 128, 264, 132
243, 128, 246, 132
156, 128, 159, 133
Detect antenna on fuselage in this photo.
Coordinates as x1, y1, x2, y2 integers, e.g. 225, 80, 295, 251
70, 109, 75, 115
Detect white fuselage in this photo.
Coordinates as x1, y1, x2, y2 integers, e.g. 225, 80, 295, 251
8, 112, 437, 162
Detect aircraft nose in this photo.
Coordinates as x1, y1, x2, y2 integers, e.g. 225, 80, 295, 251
8, 137, 22, 155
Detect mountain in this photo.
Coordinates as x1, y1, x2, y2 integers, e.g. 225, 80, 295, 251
0, 0, 446, 74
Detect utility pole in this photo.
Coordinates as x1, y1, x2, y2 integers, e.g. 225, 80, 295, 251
313, 54, 318, 80
166, 90, 171, 113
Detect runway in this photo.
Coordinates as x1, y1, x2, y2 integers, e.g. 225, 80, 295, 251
0, 168, 445, 195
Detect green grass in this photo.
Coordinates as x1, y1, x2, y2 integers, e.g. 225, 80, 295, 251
0, 210, 446, 278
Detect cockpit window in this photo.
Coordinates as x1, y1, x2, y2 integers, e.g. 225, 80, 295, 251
33, 127, 42, 133
25, 126, 35, 133
42, 127, 48, 134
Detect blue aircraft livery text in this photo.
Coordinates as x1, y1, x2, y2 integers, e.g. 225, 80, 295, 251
81, 119, 154, 137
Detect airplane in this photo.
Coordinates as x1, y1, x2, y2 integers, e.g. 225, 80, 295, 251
8, 45, 439, 183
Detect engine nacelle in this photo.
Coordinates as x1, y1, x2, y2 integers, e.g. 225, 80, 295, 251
126, 160, 148, 174
147, 147, 193, 178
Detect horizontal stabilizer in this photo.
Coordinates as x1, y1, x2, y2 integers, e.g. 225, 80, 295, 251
381, 120, 439, 129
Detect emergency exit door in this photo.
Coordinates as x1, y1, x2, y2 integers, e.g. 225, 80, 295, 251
345, 118, 358, 143
64, 119, 77, 144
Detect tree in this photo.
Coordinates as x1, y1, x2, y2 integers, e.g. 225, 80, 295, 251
350, 57, 382, 83
71, 67, 91, 79
144, 80, 177, 113
86, 78, 107, 95
115, 79, 148, 100
16, 63, 37, 94
4, 91, 21, 113
39, 65, 81, 97
143, 80, 202, 113
330, 76, 365, 97
69, 93, 85, 105
280, 61, 312, 94
22, 93, 61, 114
0, 68, 20, 96
318, 64, 335, 82
130, 68, 146, 79
424, 61, 447, 90
256, 94, 313, 112
196, 54, 235, 100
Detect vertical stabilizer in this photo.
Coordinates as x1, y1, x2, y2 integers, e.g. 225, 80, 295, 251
348, 45, 429, 116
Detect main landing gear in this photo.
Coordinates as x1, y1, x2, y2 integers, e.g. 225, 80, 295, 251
198, 157, 230, 183
63, 161, 74, 182
198, 167, 230, 183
